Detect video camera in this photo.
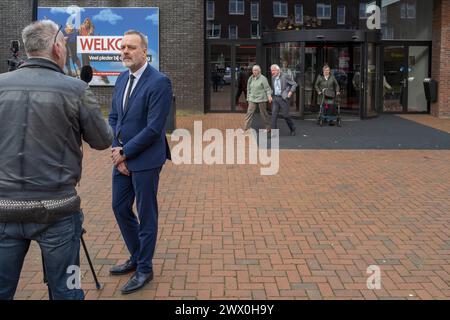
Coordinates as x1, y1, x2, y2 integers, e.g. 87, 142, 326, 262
7, 40, 24, 72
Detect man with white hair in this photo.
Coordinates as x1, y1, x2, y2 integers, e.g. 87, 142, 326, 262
0, 20, 112, 300
270, 64, 298, 136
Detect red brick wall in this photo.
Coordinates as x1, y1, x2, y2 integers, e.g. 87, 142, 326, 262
432, 0, 450, 118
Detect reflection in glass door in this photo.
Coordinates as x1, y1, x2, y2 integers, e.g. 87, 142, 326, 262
383, 45, 406, 112
235, 45, 256, 111
383, 45, 430, 113
303, 44, 361, 116
304, 46, 317, 114
365, 42, 380, 117
408, 46, 430, 112
209, 45, 232, 111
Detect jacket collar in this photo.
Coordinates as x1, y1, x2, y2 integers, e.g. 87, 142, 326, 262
18, 57, 65, 74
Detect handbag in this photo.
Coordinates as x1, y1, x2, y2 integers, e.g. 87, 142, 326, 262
324, 89, 336, 99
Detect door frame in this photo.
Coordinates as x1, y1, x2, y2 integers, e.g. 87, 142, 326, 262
381, 41, 432, 114
361, 41, 383, 119
300, 42, 364, 118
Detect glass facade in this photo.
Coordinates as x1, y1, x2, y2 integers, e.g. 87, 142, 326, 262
206, 0, 433, 115
381, 0, 433, 40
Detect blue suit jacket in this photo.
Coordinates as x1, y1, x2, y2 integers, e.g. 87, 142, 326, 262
109, 64, 172, 171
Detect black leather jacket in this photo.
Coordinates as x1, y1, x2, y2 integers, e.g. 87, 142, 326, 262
0, 58, 112, 223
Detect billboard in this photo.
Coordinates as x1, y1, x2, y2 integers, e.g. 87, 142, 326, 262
37, 6, 159, 86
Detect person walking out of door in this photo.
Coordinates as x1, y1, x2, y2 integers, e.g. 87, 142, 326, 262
315, 64, 340, 125
243, 65, 272, 134
270, 64, 297, 136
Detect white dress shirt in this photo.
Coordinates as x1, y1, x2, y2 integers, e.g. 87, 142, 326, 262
122, 62, 148, 110
274, 76, 281, 96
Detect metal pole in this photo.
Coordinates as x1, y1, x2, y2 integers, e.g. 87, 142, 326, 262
32, 0, 38, 21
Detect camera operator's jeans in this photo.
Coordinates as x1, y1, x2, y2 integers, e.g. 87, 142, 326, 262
0, 211, 84, 300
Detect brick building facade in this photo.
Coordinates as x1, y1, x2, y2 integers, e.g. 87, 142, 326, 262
0, 1, 449, 118
0, 0, 205, 114
431, 0, 450, 118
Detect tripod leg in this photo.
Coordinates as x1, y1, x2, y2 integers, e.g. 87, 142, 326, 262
81, 229, 102, 290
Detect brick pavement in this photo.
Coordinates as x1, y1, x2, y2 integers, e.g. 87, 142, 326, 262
14, 114, 450, 300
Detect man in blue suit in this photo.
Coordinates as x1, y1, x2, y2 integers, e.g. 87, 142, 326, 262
108, 30, 172, 294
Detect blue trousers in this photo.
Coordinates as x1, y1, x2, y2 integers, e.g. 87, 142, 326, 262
112, 166, 161, 274
0, 211, 84, 300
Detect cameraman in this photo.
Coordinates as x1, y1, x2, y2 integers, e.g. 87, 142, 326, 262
0, 20, 112, 300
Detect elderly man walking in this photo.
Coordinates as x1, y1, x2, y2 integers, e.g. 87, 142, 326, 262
270, 64, 298, 136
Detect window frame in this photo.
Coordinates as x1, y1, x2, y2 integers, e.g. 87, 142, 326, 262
337, 5, 346, 25
273, 1, 288, 18
359, 2, 368, 19
207, 22, 221, 39
251, 22, 260, 38
229, 0, 245, 15
229, 25, 238, 39
207, 1, 215, 21
251, 2, 259, 21
317, 3, 332, 20
295, 3, 303, 24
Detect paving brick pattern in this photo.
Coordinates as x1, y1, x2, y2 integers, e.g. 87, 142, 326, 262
14, 114, 450, 300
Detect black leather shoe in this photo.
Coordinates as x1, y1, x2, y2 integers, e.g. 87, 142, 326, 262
109, 259, 137, 275
290, 129, 296, 136
121, 271, 153, 294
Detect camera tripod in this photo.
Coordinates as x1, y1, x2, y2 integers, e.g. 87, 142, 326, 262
42, 228, 102, 299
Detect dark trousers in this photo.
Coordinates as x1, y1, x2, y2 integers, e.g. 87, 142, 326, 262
271, 96, 295, 132
112, 166, 162, 274
235, 88, 247, 104
0, 211, 84, 300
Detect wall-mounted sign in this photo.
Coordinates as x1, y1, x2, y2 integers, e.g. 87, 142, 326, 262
38, 6, 159, 86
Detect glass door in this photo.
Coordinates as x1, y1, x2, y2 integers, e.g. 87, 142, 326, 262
235, 45, 257, 111
383, 45, 407, 112
304, 45, 318, 114
208, 44, 233, 111
363, 42, 381, 117
207, 43, 258, 112
383, 44, 430, 113
303, 44, 361, 116
407, 46, 430, 112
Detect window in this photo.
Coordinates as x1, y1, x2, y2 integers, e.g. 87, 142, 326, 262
382, 27, 394, 40
207, 1, 215, 21
273, 1, 288, 18
400, 3, 406, 18
317, 3, 331, 20
207, 22, 221, 38
407, 3, 416, 19
381, 6, 387, 24
295, 4, 303, 24
337, 5, 345, 25
229, 25, 238, 39
229, 0, 244, 15
251, 22, 260, 38
359, 2, 368, 19
251, 2, 259, 21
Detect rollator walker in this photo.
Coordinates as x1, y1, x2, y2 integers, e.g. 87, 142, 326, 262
316, 88, 342, 127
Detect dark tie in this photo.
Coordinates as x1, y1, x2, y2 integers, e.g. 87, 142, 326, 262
123, 74, 135, 112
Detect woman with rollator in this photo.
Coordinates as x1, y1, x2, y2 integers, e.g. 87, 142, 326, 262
314, 64, 340, 125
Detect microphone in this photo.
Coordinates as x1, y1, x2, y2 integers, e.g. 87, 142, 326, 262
80, 65, 93, 83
